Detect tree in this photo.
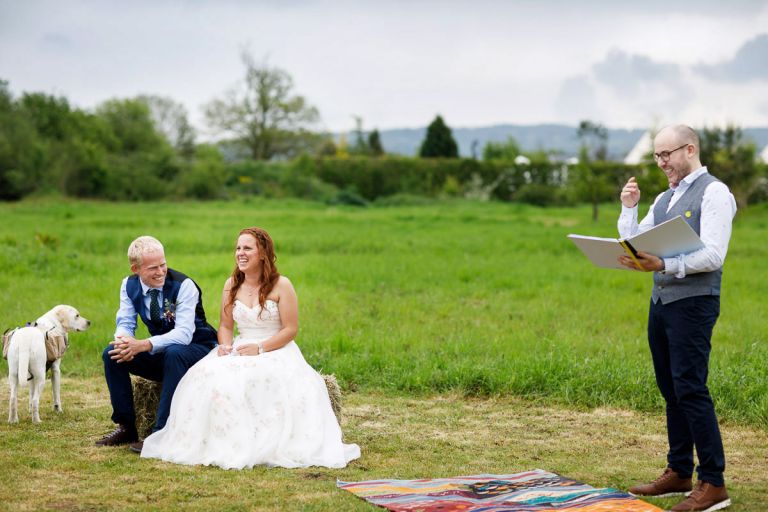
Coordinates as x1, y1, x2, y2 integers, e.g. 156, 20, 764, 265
349, 116, 369, 155
700, 125, 760, 208
574, 120, 613, 221
482, 136, 521, 161
368, 129, 384, 156
352, 117, 366, 154
0, 80, 42, 200
577, 120, 608, 161
419, 115, 458, 158
178, 144, 226, 199
96, 98, 178, 198
138, 95, 196, 158
96, 98, 169, 154
349, 116, 385, 157
19, 92, 73, 141
204, 51, 320, 160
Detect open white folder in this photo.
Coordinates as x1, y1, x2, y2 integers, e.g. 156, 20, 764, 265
567, 215, 705, 270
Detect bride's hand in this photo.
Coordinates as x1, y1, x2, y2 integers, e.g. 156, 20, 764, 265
217, 345, 234, 356
233, 343, 260, 356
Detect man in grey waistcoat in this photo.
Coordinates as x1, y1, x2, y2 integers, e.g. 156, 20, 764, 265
616, 125, 736, 512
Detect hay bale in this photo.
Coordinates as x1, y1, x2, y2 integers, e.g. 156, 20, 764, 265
131, 376, 161, 440
323, 374, 342, 425
131, 373, 344, 439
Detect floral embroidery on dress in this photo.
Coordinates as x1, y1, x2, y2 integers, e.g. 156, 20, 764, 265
140, 296, 360, 469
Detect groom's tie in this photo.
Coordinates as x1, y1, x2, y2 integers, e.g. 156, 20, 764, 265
149, 289, 161, 321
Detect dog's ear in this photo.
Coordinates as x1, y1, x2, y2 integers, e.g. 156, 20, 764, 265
53, 306, 68, 322
54, 305, 76, 326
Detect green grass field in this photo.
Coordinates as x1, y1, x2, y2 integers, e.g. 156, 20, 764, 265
2, 198, 767, 510
1, 198, 766, 427
2, 378, 768, 511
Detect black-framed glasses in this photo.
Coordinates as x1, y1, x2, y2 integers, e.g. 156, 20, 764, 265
653, 144, 689, 162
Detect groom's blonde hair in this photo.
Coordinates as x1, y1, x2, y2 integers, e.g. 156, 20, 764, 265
127, 236, 164, 266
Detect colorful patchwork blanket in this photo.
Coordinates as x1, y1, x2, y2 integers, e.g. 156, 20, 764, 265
338, 469, 662, 511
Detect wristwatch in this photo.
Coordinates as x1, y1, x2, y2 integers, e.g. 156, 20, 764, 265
257, 342, 265, 355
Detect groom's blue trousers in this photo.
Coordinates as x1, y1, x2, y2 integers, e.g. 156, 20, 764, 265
102, 343, 211, 433
647, 295, 725, 487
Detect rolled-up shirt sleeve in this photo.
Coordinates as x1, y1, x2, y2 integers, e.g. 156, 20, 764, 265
618, 195, 661, 239
147, 279, 198, 354
617, 181, 736, 278
114, 277, 137, 339
664, 182, 737, 278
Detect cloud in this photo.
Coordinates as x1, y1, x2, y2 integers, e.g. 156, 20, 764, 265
554, 75, 601, 123
694, 33, 768, 81
39, 32, 74, 50
592, 49, 682, 95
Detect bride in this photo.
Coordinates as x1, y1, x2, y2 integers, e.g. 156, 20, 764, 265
140, 227, 360, 469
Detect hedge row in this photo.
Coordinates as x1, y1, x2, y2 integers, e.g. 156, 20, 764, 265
225, 155, 669, 206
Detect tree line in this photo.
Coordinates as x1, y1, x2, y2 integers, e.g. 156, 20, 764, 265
1, 52, 765, 212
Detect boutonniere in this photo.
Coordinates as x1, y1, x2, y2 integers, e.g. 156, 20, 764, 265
163, 299, 177, 323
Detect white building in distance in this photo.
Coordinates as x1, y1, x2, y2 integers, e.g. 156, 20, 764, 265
624, 131, 653, 165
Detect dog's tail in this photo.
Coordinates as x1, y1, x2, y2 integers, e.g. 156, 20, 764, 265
15, 331, 32, 388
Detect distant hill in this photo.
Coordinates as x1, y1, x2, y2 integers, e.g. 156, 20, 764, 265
373, 124, 768, 160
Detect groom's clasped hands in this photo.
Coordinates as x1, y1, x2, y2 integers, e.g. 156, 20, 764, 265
108, 335, 149, 363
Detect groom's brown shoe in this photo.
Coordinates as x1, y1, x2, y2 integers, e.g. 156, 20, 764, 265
128, 441, 143, 454
629, 468, 692, 497
670, 481, 730, 512
95, 424, 138, 446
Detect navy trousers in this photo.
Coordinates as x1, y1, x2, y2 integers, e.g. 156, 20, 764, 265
648, 295, 725, 486
102, 342, 212, 433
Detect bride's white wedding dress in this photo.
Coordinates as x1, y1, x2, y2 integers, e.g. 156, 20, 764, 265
141, 299, 360, 469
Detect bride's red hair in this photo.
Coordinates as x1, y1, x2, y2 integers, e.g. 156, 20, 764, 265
226, 227, 280, 312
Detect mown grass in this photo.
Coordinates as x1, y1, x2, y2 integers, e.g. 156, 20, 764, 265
1, 377, 767, 511
1, 198, 766, 428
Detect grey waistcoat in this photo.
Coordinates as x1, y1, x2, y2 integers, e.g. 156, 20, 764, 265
651, 172, 722, 304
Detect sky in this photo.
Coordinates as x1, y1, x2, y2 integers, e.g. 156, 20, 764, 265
2, 0, 768, 136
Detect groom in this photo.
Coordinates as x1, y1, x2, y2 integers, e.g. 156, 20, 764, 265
95, 235, 217, 453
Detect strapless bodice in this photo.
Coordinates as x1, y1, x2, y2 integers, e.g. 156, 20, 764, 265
232, 299, 282, 343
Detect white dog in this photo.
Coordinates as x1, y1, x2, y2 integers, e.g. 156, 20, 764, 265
6, 305, 90, 423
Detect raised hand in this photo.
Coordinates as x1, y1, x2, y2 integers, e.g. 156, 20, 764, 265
621, 176, 641, 207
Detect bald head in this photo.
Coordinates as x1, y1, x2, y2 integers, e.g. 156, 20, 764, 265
653, 124, 703, 186
656, 125, 700, 157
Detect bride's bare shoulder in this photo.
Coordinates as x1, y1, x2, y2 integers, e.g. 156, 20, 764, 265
269, 275, 295, 302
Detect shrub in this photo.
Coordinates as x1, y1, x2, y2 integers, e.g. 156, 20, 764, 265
178, 145, 226, 199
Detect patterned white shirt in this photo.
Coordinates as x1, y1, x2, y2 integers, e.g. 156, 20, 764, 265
618, 167, 737, 278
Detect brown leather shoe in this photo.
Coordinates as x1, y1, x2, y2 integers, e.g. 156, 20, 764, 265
128, 441, 143, 454
629, 468, 692, 497
94, 425, 138, 446
671, 481, 730, 512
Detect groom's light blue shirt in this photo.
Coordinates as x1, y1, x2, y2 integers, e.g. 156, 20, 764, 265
114, 277, 199, 354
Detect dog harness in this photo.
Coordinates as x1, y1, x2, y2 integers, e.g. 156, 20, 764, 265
2, 324, 68, 365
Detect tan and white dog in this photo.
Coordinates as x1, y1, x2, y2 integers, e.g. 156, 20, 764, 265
6, 305, 90, 423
